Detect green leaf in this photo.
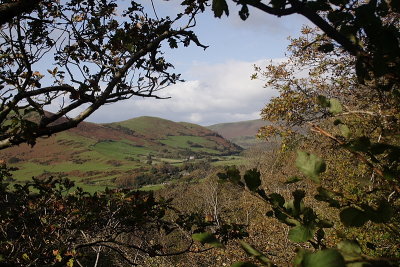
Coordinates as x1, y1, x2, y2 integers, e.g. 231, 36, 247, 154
269, 193, 285, 207
339, 124, 350, 138
22, 253, 30, 261
302, 249, 346, 267
329, 98, 343, 114
366, 199, 393, 223
244, 168, 261, 191
337, 240, 362, 259
293, 249, 308, 266
339, 207, 369, 227
212, 0, 229, 18
288, 225, 315, 242
318, 219, 334, 228
231, 262, 258, 267
240, 242, 272, 265
192, 232, 223, 248
345, 136, 371, 152
284, 176, 303, 184
314, 187, 341, 208
333, 119, 342, 125
317, 95, 330, 107
284, 200, 303, 216
265, 210, 274, 217
296, 151, 326, 182
284, 190, 305, 216
316, 228, 325, 241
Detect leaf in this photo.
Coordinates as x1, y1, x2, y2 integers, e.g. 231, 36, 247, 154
284, 190, 305, 216
339, 124, 350, 138
314, 187, 341, 208
345, 136, 371, 152
265, 210, 274, 217
284, 176, 302, 184
288, 225, 314, 242
269, 193, 285, 207
318, 219, 334, 228
212, 0, 229, 18
333, 119, 342, 125
284, 200, 303, 216
231, 262, 258, 267
240, 242, 272, 265
293, 249, 308, 266
296, 151, 326, 182
339, 207, 369, 227
244, 168, 261, 191
366, 199, 393, 223
302, 249, 346, 267
192, 232, 223, 248
329, 98, 343, 114
22, 253, 30, 261
337, 240, 362, 258
317, 95, 330, 108
318, 43, 334, 53
239, 4, 249, 20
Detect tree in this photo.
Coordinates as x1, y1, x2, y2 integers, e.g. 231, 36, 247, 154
0, 172, 202, 266
184, 0, 400, 94
0, 0, 206, 149
178, 1, 400, 266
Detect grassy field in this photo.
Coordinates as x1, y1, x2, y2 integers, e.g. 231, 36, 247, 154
2, 116, 246, 192
93, 140, 153, 160
8, 154, 247, 192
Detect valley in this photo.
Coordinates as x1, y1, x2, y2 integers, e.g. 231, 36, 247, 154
0, 116, 262, 192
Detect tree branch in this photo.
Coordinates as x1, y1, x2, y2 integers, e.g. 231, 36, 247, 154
0, 0, 43, 26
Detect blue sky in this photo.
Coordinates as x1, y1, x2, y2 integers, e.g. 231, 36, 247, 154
85, 0, 310, 125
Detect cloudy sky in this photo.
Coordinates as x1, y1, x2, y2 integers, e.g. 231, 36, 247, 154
86, 0, 310, 126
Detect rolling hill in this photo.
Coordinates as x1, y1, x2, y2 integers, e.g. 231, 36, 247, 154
207, 119, 270, 148
0, 116, 242, 191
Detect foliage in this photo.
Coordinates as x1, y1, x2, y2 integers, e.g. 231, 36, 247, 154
185, 0, 400, 94
0, 162, 248, 266
0, 0, 206, 149
177, 1, 400, 265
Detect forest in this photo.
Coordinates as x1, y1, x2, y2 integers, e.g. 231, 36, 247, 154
0, 0, 399, 266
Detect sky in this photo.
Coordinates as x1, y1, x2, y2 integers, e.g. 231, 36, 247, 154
85, 0, 310, 126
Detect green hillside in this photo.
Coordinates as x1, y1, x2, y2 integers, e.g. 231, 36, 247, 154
1, 116, 243, 191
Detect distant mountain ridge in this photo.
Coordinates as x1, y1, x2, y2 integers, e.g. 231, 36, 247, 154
207, 119, 269, 148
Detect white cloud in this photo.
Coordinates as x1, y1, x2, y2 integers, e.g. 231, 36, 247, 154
86, 59, 280, 125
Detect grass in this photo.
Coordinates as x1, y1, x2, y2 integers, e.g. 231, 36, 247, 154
92, 140, 153, 160
159, 135, 219, 154
8, 154, 247, 193
211, 156, 247, 166
139, 184, 165, 191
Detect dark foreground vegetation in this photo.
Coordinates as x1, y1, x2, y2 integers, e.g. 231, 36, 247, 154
1, 0, 399, 266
